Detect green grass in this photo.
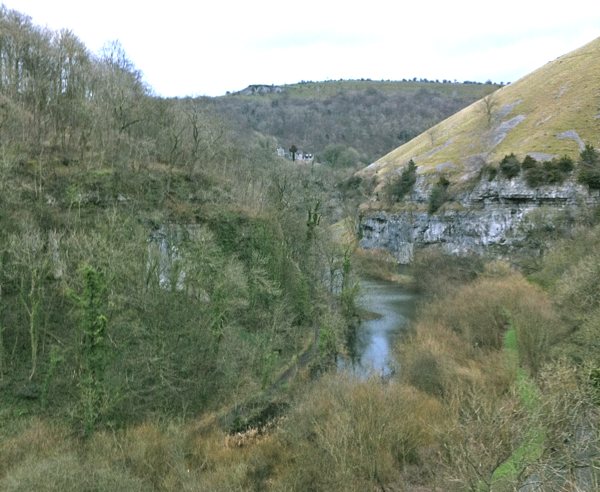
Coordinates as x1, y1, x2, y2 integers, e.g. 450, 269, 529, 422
487, 326, 545, 490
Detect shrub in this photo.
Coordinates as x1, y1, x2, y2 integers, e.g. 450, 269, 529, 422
530, 224, 600, 289
524, 156, 573, 187
405, 350, 445, 397
322, 144, 361, 168
481, 164, 498, 181
277, 374, 443, 490
555, 251, 600, 322
428, 175, 450, 214
511, 284, 562, 374
577, 144, 600, 189
524, 163, 546, 187
383, 159, 417, 203
521, 155, 538, 170
410, 248, 484, 298
578, 166, 600, 189
529, 360, 600, 488
499, 153, 521, 179
0, 419, 70, 478
0, 455, 145, 492
543, 159, 566, 184
556, 155, 574, 173
424, 274, 559, 355
580, 143, 599, 166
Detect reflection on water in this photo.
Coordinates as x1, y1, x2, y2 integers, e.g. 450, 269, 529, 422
338, 278, 416, 378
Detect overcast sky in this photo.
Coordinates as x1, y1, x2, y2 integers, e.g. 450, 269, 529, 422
4, 1, 600, 97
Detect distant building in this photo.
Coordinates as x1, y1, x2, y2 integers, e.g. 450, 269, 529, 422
275, 146, 314, 164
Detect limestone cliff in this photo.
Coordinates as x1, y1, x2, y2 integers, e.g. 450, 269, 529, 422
359, 176, 600, 263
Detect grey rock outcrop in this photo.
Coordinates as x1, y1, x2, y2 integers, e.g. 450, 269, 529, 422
359, 176, 599, 263
235, 84, 284, 96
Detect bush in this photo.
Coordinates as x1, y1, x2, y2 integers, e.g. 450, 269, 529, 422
405, 350, 445, 397
521, 155, 538, 170
410, 248, 484, 298
530, 224, 600, 289
424, 274, 559, 355
0, 419, 70, 479
481, 164, 498, 181
580, 143, 599, 166
383, 159, 417, 203
556, 155, 574, 173
577, 144, 600, 189
545, 159, 568, 184
555, 251, 600, 322
578, 166, 600, 189
524, 163, 546, 187
524, 156, 573, 187
322, 144, 361, 168
499, 153, 521, 179
277, 374, 443, 490
529, 360, 600, 489
511, 284, 562, 374
428, 176, 450, 214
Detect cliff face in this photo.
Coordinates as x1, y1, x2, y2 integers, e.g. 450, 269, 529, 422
359, 176, 600, 263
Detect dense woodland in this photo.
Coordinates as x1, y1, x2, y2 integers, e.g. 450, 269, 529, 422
0, 5, 361, 427
0, 7, 598, 491
212, 80, 498, 166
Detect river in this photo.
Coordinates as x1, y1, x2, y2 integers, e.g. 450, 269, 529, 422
338, 278, 416, 378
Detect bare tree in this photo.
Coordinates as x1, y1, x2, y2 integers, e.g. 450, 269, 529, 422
482, 94, 498, 128
427, 125, 439, 146
7, 227, 50, 380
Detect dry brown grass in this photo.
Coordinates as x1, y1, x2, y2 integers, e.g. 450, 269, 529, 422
181, 420, 287, 491
399, 270, 561, 406
0, 418, 71, 479
0, 414, 288, 491
410, 248, 484, 298
0, 454, 146, 492
0, 419, 145, 491
556, 250, 600, 321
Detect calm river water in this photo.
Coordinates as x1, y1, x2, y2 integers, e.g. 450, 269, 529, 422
338, 278, 416, 378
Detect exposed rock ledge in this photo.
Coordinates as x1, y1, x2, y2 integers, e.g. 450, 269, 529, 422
359, 177, 600, 263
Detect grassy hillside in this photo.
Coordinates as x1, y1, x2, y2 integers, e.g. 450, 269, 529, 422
360, 36, 600, 185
